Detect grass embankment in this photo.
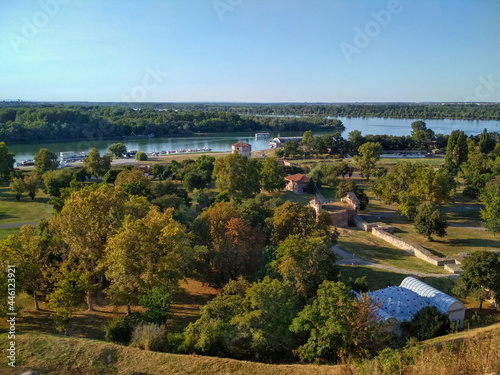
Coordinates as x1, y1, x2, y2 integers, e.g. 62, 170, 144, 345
0, 186, 52, 225
336, 228, 447, 275
0, 333, 345, 375
3, 322, 500, 375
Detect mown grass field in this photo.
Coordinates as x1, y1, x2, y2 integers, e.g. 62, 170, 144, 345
0, 185, 52, 225
336, 227, 447, 274
383, 216, 500, 258
0, 227, 21, 239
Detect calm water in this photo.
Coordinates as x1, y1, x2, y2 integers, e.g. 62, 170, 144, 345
8, 117, 500, 162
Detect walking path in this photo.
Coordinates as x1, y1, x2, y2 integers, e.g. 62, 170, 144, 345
0, 221, 38, 229
332, 246, 457, 279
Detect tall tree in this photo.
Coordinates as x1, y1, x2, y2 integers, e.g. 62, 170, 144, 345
271, 235, 339, 300
105, 206, 194, 313
301, 131, 315, 153
414, 202, 448, 241
23, 173, 39, 200
34, 148, 59, 175
478, 128, 495, 154
213, 153, 261, 198
49, 185, 137, 310
353, 142, 382, 180
108, 143, 127, 158
411, 121, 435, 150
260, 158, 285, 192
290, 281, 387, 363
480, 176, 500, 234
453, 251, 500, 309
83, 147, 112, 178
444, 130, 468, 175
348, 130, 364, 154
0, 142, 15, 180
9, 178, 25, 201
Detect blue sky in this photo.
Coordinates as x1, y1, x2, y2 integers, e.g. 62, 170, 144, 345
1, 0, 499, 102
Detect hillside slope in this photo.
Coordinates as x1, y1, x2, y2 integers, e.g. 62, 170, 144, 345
0, 333, 344, 375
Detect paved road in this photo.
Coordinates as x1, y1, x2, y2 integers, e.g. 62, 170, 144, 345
332, 246, 457, 279
0, 221, 38, 229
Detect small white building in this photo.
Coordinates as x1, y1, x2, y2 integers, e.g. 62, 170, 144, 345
232, 142, 252, 158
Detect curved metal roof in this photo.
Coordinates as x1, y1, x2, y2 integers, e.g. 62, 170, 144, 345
400, 276, 464, 313
367, 287, 432, 322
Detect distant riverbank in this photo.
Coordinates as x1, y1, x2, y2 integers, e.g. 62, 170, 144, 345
9, 116, 499, 162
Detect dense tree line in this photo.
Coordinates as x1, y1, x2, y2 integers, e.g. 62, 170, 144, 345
23, 102, 500, 120
0, 106, 344, 143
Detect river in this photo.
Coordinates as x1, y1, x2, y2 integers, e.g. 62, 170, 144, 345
9, 117, 500, 162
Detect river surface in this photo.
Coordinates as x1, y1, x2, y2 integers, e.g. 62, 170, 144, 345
9, 117, 500, 162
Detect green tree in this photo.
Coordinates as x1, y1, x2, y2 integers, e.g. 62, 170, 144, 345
103, 169, 121, 185
23, 173, 39, 200
401, 306, 452, 340
271, 235, 339, 300
34, 148, 59, 175
290, 281, 388, 363
396, 194, 420, 220
271, 201, 316, 244
9, 178, 25, 201
183, 171, 206, 192
0, 142, 15, 180
444, 130, 468, 175
453, 251, 500, 309
42, 169, 74, 197
301, 130, 315, 153
353, 142, 383, 180
411, 121, 435, 150
83, 147, 112, 178
0, 226, 44, 309
50, 185, 133, 310
108, 143, 127, 158
283, 140, 300, 158
478, 128, 495, 154
183, 277, 300, 361
479, 177, 500, 234
135, 151, 148, 161
105, 206, 194, 314
409, 167, 456, 205
260, 157, 285, 192
348, 130, 364, 154
213, 153, 261, 198
414, 202, 448, 241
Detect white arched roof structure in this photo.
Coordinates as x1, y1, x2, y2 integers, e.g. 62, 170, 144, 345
400, 276, 465, 314
367, 287, 433, 322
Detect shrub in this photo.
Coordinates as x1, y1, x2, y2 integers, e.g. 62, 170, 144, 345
131, 323, 167, 351
135, 151, 148, 161
104, 315, 140, 345
401, 306, 452, 340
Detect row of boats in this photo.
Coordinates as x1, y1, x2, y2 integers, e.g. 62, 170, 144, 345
146, 147, 212, 156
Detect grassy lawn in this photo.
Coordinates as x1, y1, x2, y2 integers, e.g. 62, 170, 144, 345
376, 156, 445, 168
339, 265, 457, 294
336, 227, 447, 274
0, 227, 21, 239
0, 185, 52, 225
382, 216, 500, 257
319, 187, 336, 199
264, 190, 313, 206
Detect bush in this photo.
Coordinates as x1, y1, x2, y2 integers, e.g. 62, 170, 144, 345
104, 315, 139, 345
135, 151, 148, 161
401, 306, 452, 340
131, 323, 167, 351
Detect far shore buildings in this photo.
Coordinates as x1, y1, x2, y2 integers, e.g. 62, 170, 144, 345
269, 136, 303, 148
284, 173, 310, 194
232, 142, 252, 158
